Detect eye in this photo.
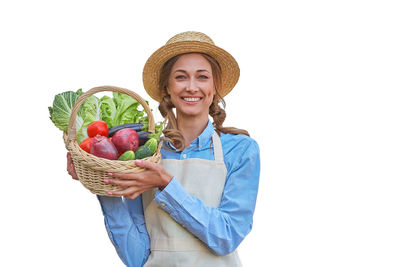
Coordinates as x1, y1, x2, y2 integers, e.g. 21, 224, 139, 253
175, 75, 186, 80
198, 75, 209, 79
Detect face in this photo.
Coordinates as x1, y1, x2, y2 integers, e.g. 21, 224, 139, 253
167, 53, 215, 120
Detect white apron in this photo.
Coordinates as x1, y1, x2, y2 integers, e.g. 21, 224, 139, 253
142, 132, 242, 267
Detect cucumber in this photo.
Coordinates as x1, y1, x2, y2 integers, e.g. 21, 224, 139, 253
135, 145, 153, 159
144, 138, 158, 154
108, 123, 144, 137
118, 150, 135, 161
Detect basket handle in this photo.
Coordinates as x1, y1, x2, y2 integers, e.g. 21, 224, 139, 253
67, 86, 155, 142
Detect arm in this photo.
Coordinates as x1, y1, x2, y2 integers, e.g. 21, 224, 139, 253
153, 139, 260, 256
67, 153, 150, 266
97, 195, 150, 267
103, 138, 260, 255
67, 152, 150, 266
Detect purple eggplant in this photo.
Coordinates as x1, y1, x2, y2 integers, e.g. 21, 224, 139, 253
138, 131, 151, 146
108, 123, 144, 137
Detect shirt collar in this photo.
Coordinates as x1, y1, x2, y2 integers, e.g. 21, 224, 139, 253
163, 120, 215, 151
196, 120, 214, 149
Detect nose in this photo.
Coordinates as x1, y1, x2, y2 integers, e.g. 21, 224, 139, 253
186, 78, 199, 93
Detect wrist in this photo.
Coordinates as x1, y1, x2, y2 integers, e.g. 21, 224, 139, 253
159, 175, 173, 191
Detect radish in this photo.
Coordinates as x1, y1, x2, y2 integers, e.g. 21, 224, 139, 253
111, 128, 139, 154
90, 134, 119, 160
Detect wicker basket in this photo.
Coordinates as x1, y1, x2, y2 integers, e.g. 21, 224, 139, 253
63, 86, 161, 196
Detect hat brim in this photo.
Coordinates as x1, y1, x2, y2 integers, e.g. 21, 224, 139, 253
143, 41, 240, 102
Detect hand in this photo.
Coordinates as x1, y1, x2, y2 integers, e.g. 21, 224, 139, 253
104, 159, 173, 199
67, 152, 79, 180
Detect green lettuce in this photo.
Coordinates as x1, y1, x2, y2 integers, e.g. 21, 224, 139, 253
109, 92, 145, 127
101, 92, 161, 139
76, 95, 102, 144
99, 95, 117, 128
48, 89, 84, 132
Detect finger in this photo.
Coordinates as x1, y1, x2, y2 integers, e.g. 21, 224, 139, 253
66, 154, 79, 180
126, 187, 151, 199
70, 164, 78, 180
108, 172, 140, 180
68, 171, 78, 180
108, 187, 137, 197
125, 192, 141, 199
67, 153, 71, 165
67, 153, 76, 171
135, 159, 158, 170
104, 178, 136, 187
70, 161, 76, 172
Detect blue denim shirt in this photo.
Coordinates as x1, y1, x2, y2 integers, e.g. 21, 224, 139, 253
98, 120, 260, 267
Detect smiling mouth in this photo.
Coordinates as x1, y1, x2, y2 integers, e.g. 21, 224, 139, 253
182, 97, 201, 102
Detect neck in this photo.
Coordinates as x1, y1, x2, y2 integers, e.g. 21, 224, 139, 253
176, 113, 209, 148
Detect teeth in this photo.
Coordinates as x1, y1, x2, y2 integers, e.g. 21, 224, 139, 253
183, 97, 200, 102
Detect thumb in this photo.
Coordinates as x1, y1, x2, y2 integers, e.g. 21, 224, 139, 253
135, 159, 157, 170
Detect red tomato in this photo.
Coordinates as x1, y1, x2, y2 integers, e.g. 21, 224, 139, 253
79, 137, 93, 153
87, 120, 109, 137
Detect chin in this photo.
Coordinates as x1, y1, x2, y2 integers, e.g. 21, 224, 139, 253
178, 108, 208, 118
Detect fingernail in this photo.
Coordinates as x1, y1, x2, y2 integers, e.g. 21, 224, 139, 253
135, 160, 142, 164
107, 191, 113, 195
108, 172, 113, 176
104, 179, 109, 183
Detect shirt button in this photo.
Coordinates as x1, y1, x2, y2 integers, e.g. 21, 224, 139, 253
160, 202, 166, 207
182, 154, 187, 159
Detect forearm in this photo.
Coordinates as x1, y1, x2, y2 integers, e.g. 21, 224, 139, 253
153, 178, 254, 256
97, 195, 150, 267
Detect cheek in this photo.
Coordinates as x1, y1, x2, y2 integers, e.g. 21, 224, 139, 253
166, 80, 173, 95
208, 85, 216, 99
206, 92, 215, 107
169, 94, 179, 107
166, 82, 178, 98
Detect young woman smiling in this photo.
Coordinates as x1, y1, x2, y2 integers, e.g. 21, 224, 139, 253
164, 53, 217, 146
67, 31, 260, 267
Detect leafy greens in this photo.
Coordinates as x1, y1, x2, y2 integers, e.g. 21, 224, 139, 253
49, 89, 162, 144
76, 95, 102, 144
48, 89, 84, 132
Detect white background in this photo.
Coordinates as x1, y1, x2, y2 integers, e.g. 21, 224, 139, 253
1, 0, 399, 266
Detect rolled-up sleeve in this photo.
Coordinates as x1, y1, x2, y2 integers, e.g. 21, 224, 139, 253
154, 139, 260, 256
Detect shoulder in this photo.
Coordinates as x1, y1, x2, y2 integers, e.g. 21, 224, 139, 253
220, 132, 260, 166
219, 133, 260, 181
220, 132, 259, 154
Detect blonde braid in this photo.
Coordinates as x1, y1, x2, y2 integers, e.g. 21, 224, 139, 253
209, 95, 250, 137
158, 90, 186, 150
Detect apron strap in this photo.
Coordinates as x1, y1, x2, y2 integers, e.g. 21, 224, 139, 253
212, 132, 224, 163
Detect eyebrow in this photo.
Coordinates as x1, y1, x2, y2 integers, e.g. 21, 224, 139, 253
174, 69, 210, 74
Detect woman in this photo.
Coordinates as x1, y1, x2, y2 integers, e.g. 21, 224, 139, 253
67, 31, 260, 267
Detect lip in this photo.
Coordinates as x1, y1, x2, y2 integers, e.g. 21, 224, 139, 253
180, 96, 203, 104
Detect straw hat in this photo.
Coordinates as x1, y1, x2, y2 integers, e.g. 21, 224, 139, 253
142, 31, 240, 102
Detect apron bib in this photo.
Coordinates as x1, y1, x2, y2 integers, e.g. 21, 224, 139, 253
142, 132, 242, 267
